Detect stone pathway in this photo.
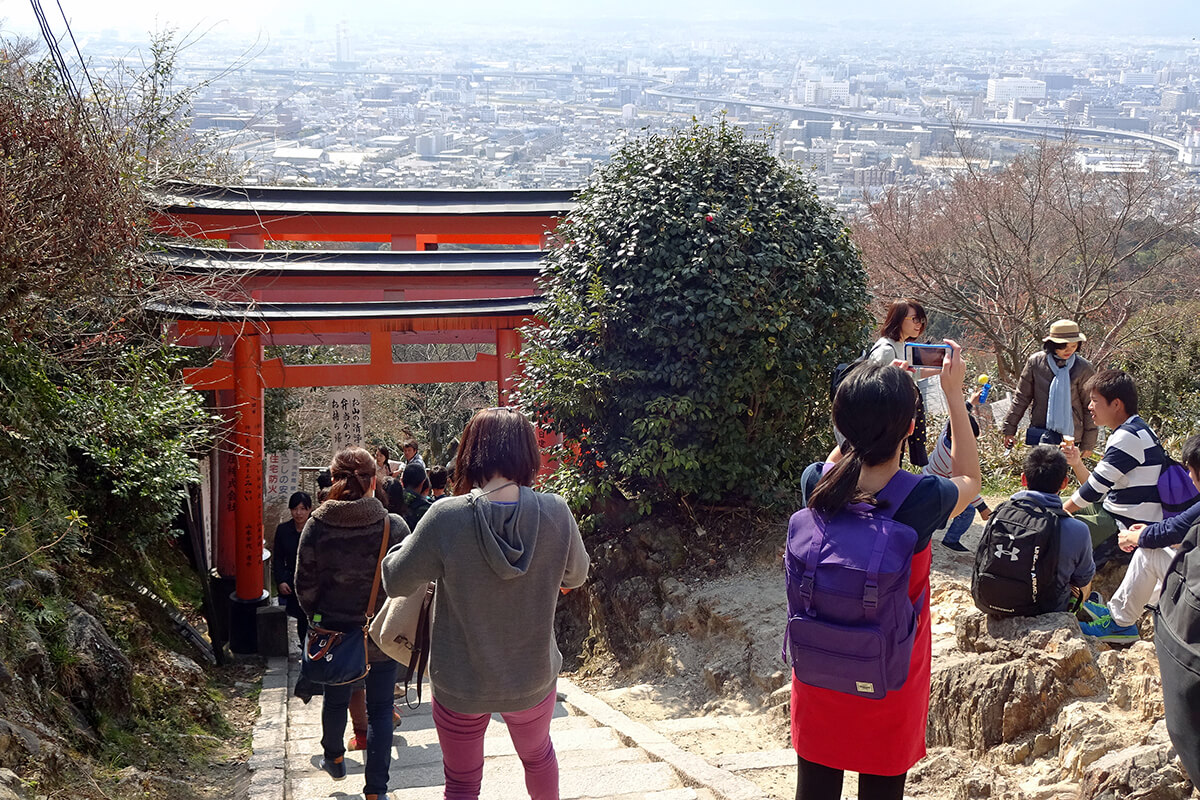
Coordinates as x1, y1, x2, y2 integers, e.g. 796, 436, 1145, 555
247, 653, 772, 800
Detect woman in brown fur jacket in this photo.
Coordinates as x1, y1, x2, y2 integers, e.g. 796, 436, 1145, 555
296, 447, 408, 800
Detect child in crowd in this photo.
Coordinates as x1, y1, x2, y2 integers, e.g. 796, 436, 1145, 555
973, 446, 1094, 616
399, 462, 432, 530
1062, 370, 1167, 568
427, 464, 449, 500
925, 395, 991, 551
1080, 435, 1200, 643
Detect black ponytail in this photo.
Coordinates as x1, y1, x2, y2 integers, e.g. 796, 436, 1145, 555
809, 447, 869, 515
809, 361, 918, 515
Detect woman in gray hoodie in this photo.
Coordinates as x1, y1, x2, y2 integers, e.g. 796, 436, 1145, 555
382, 407, 590, 800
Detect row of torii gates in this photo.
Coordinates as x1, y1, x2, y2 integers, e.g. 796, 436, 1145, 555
153, 182, 575, 653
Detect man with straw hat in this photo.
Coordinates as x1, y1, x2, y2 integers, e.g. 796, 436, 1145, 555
1001, 319, 1098, 456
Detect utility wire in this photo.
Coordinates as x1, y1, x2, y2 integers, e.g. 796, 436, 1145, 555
28, 0, 103, 142
54, 0, 111, 132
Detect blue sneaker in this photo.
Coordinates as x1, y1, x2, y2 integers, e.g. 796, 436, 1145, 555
1080, 599, 1111, 623
1080, 616, 1140, 644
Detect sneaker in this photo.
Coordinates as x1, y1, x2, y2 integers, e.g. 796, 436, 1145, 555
1080, 600, 1111, 623
319, 755, 346, 779
1079, 617, 1140, 644
940, 539, 969, 552
347, 734, 367, 751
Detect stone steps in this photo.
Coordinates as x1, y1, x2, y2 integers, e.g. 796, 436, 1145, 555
254, 656, 774, 800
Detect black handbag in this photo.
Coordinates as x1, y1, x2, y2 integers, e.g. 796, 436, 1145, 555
1024, 425, 1063, 446
301, 516, 391, 686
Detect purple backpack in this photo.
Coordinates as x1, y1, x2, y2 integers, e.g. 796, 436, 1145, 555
784, 467, 923, 700
1159, 457, 1200, 520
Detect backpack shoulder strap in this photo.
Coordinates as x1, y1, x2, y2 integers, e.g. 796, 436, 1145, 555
874, 469, 923, 520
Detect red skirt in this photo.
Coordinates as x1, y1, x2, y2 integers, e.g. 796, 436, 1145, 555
790, 544, 932, 776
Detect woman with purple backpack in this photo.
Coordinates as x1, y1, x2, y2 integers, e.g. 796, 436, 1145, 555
788, 342, 981, 800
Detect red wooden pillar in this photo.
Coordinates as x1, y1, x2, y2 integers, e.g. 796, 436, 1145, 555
391, 234, 417, 251
215, 389, 238, 578
497, 328, 521, 406
229, 232, 265, 249
229, 332, 267, 653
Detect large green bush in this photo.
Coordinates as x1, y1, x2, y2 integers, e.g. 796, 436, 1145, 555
519, 121, 870, 510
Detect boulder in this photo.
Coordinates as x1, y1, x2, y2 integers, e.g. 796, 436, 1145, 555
27, 570, 58, 595
63, 603, 132, 723
1057, 702, 1125, 778
162, 652, 205, 687
928, 611, 1105, 750
1095, 642, 1164, 721
0, 767, 28, 800
16, 627, 50, 688
0, 719, 39, 770
1077, 741, 1192, 800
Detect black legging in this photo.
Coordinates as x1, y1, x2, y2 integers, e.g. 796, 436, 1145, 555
797, 756, 907, 800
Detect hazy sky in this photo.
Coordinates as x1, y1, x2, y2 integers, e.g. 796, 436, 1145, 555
4, 0, 1200, 39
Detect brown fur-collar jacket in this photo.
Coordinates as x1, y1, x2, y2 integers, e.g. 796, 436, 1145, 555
296, 495, 409, 662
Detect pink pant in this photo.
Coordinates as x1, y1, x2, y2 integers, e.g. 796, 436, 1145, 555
432, 686, 559, 800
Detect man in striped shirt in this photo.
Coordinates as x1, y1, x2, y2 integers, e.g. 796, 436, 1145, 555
1062, 369, 1166, 642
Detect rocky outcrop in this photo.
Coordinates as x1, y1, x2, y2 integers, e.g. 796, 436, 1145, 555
63, 603, 133, 723
0, 719, 39, 770
928, 611, 1105, 750
1078, 722, 1192, 800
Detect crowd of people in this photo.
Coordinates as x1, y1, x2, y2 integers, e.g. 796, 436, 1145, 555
265, 298, 1197, 800
271, 418, 588, 800
789, 298, 1200, 800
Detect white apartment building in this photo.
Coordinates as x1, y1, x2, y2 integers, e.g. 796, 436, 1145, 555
1119, 71, 1158, 87
986, 78, 1047, 105
804, 79, 850, 106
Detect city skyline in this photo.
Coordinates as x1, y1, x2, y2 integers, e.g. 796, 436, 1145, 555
4, 0, 1200, 39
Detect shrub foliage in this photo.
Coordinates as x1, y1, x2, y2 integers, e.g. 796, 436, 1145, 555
520, 121, 869, 510
0, 36, 215, 560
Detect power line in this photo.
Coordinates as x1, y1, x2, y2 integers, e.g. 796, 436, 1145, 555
27, 0, 104, 141
54, 0, 111, 131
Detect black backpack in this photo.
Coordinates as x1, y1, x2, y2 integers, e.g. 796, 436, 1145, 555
830, 350, 869, 400
1153, 517, 1200, 786
971, 498, 1063, 617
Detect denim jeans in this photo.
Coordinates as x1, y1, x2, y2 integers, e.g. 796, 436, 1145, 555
432, 685, 559, 800
942, 505, 976, 546
321, 659, 398, 796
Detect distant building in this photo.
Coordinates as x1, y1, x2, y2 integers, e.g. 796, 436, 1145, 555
1162, 89, 1195, 112
335, 22, 353, 66
804, 79, 850, 106
1119, 70, 1157, 87
986, 78, 1047, 104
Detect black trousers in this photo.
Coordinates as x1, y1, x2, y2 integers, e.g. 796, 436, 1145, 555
797, 755, 907, 800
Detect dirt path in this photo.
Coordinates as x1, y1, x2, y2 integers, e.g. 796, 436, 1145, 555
563, 500, 1105, 800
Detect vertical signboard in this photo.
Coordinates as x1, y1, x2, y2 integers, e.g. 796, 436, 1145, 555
265, 449, 302, 502
329, 390, 364, 452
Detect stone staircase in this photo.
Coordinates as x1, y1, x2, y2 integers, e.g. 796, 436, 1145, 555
249, 656, 777, 800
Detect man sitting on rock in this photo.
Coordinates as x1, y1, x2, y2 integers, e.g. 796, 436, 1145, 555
974, 445, 1094, 617
1062, 370, 1166, 568
1078, 435, 1200, 643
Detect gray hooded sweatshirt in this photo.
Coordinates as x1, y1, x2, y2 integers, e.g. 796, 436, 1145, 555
381, 486, 589, 714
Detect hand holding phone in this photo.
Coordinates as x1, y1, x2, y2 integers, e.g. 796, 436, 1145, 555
904, 342, 951, 370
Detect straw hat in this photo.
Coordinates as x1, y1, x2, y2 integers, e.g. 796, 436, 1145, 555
1044, 319, 1087, 344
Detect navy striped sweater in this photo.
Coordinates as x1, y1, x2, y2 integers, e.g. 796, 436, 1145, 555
1069, 415, 1165, 528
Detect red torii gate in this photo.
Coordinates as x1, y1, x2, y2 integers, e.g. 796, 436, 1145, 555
152, 182, 572, 249
155, 184, 574, 653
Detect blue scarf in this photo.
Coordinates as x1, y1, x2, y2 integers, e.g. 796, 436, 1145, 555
1046, 353, 1076, 436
